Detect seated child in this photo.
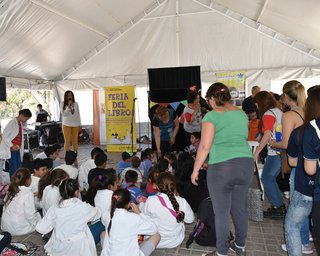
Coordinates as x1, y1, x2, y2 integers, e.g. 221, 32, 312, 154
1, 168, 41, 236
101, 188, 160, 256
54, 150, 78, 179
125, 170, 145, 204
117, 152, 132, 177
84, 170, 118, 244
154, 158, 169, 173
78, 147, 104, 191
247, 109, 260, 141
120, 156, 143, 187
30, 159, 49, 196
146, 169, 160, 197
36, 179, 101, 256
87, 152, 110, 186
35, 146, 59, 162
38, 168, 69, 216
164, 153, 177, 174
140, 148, 154, 178
141, 172, 194, 248
188, 132, 201, 156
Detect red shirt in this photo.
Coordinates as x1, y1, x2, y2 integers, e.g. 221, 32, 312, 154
12, 122, 22, 147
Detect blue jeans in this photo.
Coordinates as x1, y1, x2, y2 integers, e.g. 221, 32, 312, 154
261, 155, 283, 207
9, 150, 21, 176
290, 168, 296, 199
285, 190, 312, 256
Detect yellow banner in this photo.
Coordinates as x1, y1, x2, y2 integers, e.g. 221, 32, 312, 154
105, 85, 137, 152
215, 70, 246, 107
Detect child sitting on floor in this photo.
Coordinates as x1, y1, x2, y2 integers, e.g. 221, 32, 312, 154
1, 168, 41, 236
84, 169, 118, 245
141, 172, 194, 248
101, 188, 160, 256
36, 179, 101, 256
146, 169, 160, 197
125, 170, 145, 204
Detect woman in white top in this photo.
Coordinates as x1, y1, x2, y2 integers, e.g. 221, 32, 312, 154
83, 169, 118, 244
142, 172, 194, 248
60, 90, 81, 154
37, 168, 69, 216
1, 168, 41, 236
36, 178, 101, 256
102, 188, 160, 256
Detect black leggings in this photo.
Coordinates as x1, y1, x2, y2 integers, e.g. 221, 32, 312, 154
0, 232, 11, 253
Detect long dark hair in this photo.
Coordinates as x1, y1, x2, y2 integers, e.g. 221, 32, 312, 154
84, 170, 117, 206
157, 172, 185, 223
37, 168, 69, 200
304, 87, 320, 124
254, 91, 278, 133
108, 188, 131, 234
63, 90, 75, 111
6, 168, 31, 205
59, 179, 79, 202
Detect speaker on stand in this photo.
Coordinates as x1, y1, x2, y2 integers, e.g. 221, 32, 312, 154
0, 77, 6, 102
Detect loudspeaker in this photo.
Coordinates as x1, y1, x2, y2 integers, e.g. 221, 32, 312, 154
0, 77, 6, 101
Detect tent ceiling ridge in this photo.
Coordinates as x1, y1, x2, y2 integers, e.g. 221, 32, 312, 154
58, 0, 169, 81
192, 0, 320, 62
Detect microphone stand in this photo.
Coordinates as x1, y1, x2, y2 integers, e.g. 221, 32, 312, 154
130, 98, 136, 154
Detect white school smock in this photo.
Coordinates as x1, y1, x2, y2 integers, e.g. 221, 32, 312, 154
54, 164, 78, 179
78, 159, 95, 191
142, 192, 195, 248
1, 186, 41, 236
94, 189, 113, 227
36, 197, 101, 256
34, 152, 47, 159
0, 117, 24, 160
101, 209, 158, 256
60, 102, 81, 127
40, 185, 61, 216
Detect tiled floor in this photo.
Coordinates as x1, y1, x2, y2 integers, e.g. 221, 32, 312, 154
7, 144, 317, 255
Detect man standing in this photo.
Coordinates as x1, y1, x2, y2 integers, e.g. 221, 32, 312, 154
242, 85, 261, 115
0, 109, 32, 176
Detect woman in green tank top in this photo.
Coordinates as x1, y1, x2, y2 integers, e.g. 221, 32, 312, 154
191, 82, 253, 256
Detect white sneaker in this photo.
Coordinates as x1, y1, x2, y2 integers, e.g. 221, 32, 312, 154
281, 244, 313, 254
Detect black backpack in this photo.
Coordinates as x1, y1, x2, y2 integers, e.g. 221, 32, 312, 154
186, 197, 234, 248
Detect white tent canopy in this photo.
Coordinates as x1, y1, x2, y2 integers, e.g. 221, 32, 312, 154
1, 0, 320, 99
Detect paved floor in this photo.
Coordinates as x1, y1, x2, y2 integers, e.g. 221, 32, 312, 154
6, 144, 317, 255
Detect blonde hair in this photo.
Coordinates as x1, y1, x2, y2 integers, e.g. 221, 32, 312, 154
283, 80, 306, 108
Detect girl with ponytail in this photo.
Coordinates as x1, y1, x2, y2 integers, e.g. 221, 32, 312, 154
84, 169, 117, 245
1, 168, 41, 236
101, 188, 160, 256
37, 168, 69, 216
142, 172, 194, 248
36, 178, 101, 256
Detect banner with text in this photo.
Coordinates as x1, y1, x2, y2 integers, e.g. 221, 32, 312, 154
105, 85, 137, 152
215, 70, 246, 107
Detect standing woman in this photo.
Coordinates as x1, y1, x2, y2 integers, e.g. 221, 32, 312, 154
191, 83, 254, 256
253, 91, 285, 218
60, 91, 81, 154
270, 80, 306, 192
